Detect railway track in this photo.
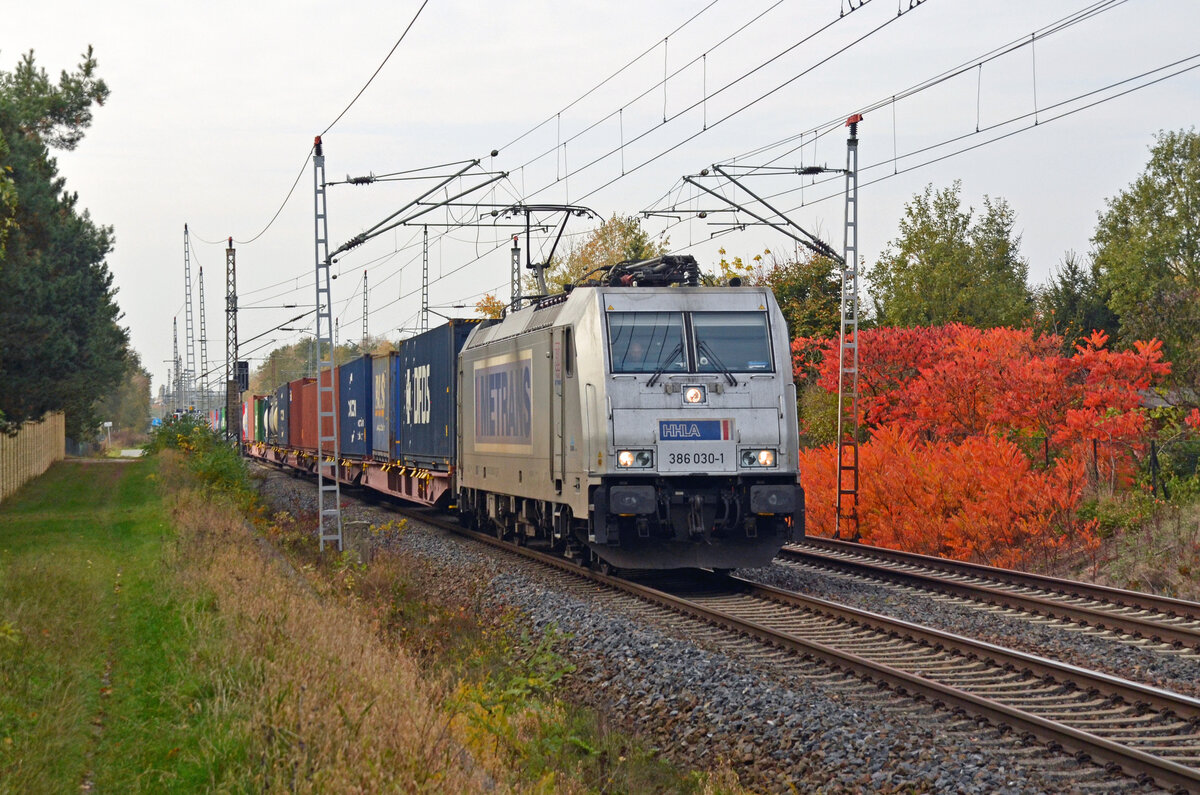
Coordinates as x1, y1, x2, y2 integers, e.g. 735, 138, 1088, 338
394, 511, 1200, 792
782, 537, 1200, 654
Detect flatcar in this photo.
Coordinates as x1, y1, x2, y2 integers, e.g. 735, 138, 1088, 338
246, 254, 804, 570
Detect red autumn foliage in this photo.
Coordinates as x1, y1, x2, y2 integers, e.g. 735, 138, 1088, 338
793, 325, 1170, 566
793, 325, 1169, 446
798, 429, 1097, 569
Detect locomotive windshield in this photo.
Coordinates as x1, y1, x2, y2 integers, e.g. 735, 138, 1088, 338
608, 312, 686, 373
607, 310, 773, 373
693, 312, 773, 372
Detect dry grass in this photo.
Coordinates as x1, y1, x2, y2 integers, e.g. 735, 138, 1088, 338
1096, 501, 1200, 600
162, 453, 491, 793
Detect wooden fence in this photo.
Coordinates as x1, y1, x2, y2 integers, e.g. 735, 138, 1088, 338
0, 412, 65, 504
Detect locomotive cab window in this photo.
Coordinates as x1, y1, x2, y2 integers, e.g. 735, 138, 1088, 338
608, 312, 686, 373
692, 312, 773, 373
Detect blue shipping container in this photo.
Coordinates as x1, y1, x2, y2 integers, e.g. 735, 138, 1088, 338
338, 355, 373, 458
395, 319, 481, 470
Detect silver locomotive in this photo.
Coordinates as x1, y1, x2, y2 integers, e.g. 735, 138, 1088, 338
456, 255, 804, 569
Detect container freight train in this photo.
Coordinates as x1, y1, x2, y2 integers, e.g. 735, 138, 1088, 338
245, 255, 804, 570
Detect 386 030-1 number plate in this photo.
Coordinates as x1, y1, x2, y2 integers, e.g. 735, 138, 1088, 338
659, 443, 735, 472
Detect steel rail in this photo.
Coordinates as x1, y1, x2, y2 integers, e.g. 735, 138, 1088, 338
779, 543, 1200, 651
390, 505, 1200, 792
725, 574, 1200, 721
792, 536, 1200, 622
667, 575, 1200, 793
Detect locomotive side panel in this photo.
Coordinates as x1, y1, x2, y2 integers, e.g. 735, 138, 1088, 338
457, 294, 600, 531
459, 332, 546, 494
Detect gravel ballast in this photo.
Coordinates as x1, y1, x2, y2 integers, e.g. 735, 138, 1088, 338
255, 467, 1154, 793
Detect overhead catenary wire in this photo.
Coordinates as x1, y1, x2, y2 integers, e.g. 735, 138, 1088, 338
320, 0, 431, 137
716, 0, 1127, 169
217, 0, 1161, 361
562, 2, 919, 206
638, 1, 1137, 229
506, 0, 794, 180
495, 0, 726, 155
253, 0, 1137, 343
301, 0, 872, 316
190, 0, 431, 248
652, 50, 1200, 259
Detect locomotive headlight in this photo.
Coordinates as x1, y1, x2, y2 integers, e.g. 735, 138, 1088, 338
740, 448, 778, 468
617, 449, 655, 468
683, 385, 707, 404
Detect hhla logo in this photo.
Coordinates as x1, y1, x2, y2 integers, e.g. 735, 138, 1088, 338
661, 422, 702, 439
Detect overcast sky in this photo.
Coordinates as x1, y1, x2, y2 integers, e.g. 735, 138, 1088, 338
5, 0, 1198, 395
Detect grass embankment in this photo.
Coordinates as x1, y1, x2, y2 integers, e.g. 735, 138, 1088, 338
2, 417, 736, 792
0, 459, 235, 791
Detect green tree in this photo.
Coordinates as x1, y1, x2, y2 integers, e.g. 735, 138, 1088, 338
713, 247, 843, 340
0, 48, 127, 438
533, 214, 668, 292
96, 350, 151, 433
250, 339, 365, 393
1092, 129, 1200, 390
868, 182, 1032, 328
1035, 251, 1119, 351
759, 252, 844, 340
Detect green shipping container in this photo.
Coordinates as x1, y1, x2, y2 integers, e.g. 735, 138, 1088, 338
255, 398, 268, 442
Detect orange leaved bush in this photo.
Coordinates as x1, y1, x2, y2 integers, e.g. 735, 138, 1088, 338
798, 429, 1096, 569
792, 325, 1170, 566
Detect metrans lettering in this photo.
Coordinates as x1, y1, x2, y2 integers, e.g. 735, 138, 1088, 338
474, 354, 533, 446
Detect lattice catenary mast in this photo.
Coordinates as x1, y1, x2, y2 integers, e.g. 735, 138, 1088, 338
225, 237, 239, 444
421, 225, 429, 333
183, 224, 197, 411
198, 264, 209, 414
312, 136, 343, 551
172, 317, 181, 414
835, 115, 863, 541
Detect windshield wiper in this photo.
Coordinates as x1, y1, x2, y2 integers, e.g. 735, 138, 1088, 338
647, 342, 684, 387
697, 339, 738, 387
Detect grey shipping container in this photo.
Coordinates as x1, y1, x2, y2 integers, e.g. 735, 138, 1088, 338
395, 319, 481, 470
269, 383, 290, 445
338, 355, 373, 459
371, 352, 396, 460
